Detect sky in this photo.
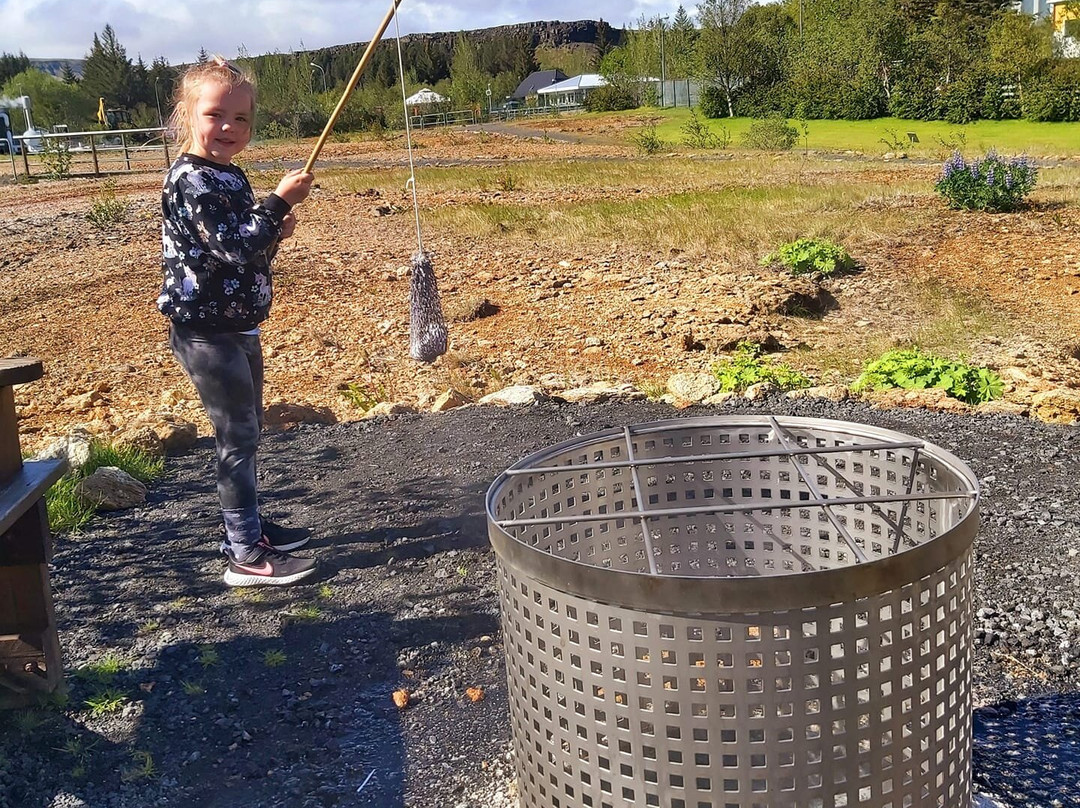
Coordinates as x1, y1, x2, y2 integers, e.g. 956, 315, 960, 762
0, 0, 684, 64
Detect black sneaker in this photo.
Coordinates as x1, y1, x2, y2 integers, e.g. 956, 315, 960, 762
223, 542, 317, 587
260, 515, 311, 552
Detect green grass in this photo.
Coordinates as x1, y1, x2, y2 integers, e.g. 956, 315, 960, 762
641, 109, 1080, 159
262, 649, 287, 667
84, 689, 127, 716
74, 654, 126, 684
45, 439, 164, 533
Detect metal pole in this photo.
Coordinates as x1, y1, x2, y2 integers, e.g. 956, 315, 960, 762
309, 63, 327, 93
659, 19, 667, 108
154, 78, 163, 127
90, 136, 100, 176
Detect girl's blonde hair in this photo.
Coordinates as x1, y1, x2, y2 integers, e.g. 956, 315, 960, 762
167, 56, 256, 152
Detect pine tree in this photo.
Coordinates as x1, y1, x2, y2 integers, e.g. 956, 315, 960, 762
81, 25, 136, 110
59, 62, 79, 84
0, 51, 32, 87
197, 47, 209, 64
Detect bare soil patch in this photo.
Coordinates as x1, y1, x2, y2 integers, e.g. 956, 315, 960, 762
2, 120, 1078, 448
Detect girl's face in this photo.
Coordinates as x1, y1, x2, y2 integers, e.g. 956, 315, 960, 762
188, 80, 253, 165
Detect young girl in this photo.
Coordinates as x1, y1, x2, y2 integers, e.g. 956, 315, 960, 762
159, 57, 316, 587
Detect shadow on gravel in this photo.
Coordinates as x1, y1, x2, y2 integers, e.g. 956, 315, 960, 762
973, 693, 1080, 807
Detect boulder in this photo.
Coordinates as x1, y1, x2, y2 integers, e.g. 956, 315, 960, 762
264, 403, 338, 427
147, 414, 199, 453
865, 387, 971, 414
75, 466, 147, 511
560, 382, 645, 404
478, 386, 548, 406
744, 381, 778, 401
364, 402, 417, 418
35, 428, 94, 469
666, 372, 719, 404
975, 399, 1028, 417
431, 389, 471, 412
786, 384, 851, 402
1031, 389, 1080, 425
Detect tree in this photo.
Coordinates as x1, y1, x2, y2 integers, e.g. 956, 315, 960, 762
987, 10, 1052, 104
696, 0, 754, 117
197, 47, 209, 64
59, 62, 79, 85
82, 25, 136, 110
449, 34, 487, 110
0, 52, 30, 86
0, 69, 97, 128
669, 5, 699, 80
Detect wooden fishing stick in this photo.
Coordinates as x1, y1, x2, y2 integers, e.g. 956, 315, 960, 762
303, 0, 405, 173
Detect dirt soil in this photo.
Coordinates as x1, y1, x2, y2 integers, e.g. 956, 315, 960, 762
1, 119, 1079, 448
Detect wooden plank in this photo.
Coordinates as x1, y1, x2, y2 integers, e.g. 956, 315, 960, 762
0, 458, 66, 538
0, 500, 51, 564
0, 564, 49, 635
0, 358, 43, 388
0, 385, 19, 483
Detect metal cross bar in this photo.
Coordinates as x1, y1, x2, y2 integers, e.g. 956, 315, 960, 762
768, 417, 868, 563
892, 446, 922, 554
503, 439, 927, 477
623, 426, 660, 575
495, 489, 976, 529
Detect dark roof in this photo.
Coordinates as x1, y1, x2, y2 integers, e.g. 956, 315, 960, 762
512, 69, 569, 100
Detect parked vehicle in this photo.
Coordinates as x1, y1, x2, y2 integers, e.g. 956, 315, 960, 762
0, 111, 22, 156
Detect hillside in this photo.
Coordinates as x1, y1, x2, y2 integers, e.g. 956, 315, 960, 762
29, 58, 84, 78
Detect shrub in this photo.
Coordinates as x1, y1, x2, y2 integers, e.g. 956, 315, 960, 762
583, 84, 639, 112
741, 114, 798, 151
711, 342, 811, 393
934, 150, 1037, 213
631, 124, 668, 156
86, 180, 127, 229
680, 110, 729, 149
40, 138, 72, 179
699, 85, 728, 119
761, 237, 854, 276
852, 348, 1003, 404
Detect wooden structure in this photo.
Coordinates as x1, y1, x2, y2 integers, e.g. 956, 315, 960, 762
0, 358, 66, 706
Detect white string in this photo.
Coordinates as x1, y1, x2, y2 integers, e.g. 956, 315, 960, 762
393, 11, 424, 255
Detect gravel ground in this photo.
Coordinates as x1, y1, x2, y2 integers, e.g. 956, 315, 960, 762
1, 397, 1077, 808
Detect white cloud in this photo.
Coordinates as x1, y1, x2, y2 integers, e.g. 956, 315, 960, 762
0, 0, 682, 63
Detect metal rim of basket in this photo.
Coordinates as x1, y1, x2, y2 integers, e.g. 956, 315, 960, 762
486, 415, 980, 613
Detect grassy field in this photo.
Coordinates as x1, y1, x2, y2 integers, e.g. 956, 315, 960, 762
625, 109, 1080, 159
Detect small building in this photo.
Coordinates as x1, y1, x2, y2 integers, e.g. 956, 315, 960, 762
536, 74, 608, 108
512, 69, 568, 102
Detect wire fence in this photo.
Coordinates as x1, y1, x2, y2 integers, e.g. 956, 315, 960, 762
6, 127, 171, 180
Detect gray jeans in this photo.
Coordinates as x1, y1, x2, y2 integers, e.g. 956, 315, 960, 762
170, 325, 264, 559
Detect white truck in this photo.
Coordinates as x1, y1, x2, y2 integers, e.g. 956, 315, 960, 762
0, 109, 21, 156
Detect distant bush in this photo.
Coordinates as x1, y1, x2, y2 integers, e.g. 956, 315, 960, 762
935, 150, 1037, 212
86, 179, 127, 229
631, 124, 668, 156
699, 85, 728, 119
583, 84, 639, 112
680, 110, 729, 149
761, 238, 854, 276
741, 114, 798, 151
852, 348, 1003, 404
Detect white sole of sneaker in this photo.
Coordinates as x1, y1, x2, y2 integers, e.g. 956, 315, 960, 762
223, 566, 317, 587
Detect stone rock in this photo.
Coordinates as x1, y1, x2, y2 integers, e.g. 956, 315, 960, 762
744, 381, 778, 400
976, 399, 1029, 417
560, 382, 645, 404
865, 387, 971, 414
35, 428, 93, 470
114, 425, 165, 458
703, 391, 738, 406
666, 372, 719, 403
151, 414, 199, 453
75, 466, 147, 511
431, 389, 471, 412
264, 403, 338, 427
710, 326, 783, 353
446, 297, 500, 322
742, 276, 836, 318
1031, 389, 1080, 424
364, 401, 417, 418
478, 386, 548, 406
787, 384, 851, 402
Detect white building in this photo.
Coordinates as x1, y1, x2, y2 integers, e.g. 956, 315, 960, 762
536, 74, 608, 108
1013, 0, 1052, 16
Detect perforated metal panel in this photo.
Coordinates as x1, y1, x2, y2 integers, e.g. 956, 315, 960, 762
487, 416, 980, 808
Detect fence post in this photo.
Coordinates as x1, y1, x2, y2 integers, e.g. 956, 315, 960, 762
162, 132, 170, 167
90, 136, 100, 176
121, 132, 130, 171
20, 141, 30, 179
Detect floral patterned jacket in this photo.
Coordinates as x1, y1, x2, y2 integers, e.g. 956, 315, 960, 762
158, 153, 291, 332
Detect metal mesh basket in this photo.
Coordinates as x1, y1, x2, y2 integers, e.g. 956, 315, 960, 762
486, 416, 980, 808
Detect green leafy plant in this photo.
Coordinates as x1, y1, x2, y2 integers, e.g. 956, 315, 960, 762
680, 110, 729, 149
286, 604, 322, 622
852, 348, 1003, 404
741, 114, 798, 151
317, 584, 334, 600
637, 380, 667, 402
40, 138, 73, 179
86, 179, 127, 229
935, 150, 1037, 213
631, 124, 668, 156
120, 750, 156, 782
879, 128, 908, 153
496, 172, 517, 192
263, 649, 287, 667
181, 680, 205, 696
711, 342, 811, 393
761, 237, 854, 276
341, 382, 387, 414
74, 654, 126, 684
85, 689, 127, 716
